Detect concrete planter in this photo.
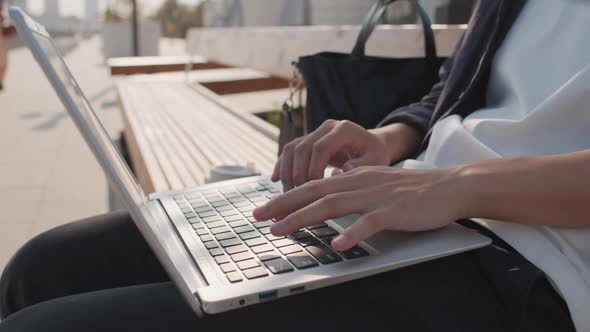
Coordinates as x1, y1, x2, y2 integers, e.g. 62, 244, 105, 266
102, 22, 161, 59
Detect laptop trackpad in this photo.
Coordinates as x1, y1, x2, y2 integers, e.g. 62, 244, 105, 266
325, 215, 414, 255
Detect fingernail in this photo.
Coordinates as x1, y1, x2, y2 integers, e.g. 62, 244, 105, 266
332, 235, 350, 251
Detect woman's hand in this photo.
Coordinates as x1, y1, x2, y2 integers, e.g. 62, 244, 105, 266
273, 120, 421, 191
254, 166, 466, 252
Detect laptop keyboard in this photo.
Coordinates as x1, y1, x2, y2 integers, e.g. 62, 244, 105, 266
173, 179, 369, 284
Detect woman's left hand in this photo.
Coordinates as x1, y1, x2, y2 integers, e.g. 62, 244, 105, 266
253, 166, 467, 252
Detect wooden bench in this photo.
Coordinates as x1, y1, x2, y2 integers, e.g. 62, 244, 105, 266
125, 67, 290, 96
108, 55, 226, 76
117, 79, 279, 194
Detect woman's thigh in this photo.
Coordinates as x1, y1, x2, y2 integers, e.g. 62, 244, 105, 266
0, 253, 512, 332
2, 246, 574, 332
0, 210, 168, 318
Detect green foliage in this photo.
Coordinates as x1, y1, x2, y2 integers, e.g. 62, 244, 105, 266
151, 0, 205, 38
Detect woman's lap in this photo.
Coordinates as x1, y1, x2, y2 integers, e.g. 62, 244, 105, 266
0, 211, 576, 332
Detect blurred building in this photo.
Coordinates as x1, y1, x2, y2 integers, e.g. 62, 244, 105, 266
84, 0, 101, 31
203, 0, 474, 27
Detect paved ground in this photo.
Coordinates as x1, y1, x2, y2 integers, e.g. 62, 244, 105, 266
0, 35, 186, 271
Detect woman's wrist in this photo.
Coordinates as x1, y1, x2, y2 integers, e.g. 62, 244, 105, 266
370, 123, 422, 164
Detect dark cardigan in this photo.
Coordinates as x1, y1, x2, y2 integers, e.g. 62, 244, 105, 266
378, 0, 527, 154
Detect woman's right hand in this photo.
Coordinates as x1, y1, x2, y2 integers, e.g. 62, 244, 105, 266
273, 119, 422, 191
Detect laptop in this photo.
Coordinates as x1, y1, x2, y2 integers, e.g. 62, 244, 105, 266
10, 7, 491, 316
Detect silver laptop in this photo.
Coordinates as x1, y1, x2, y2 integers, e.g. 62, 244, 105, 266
10, 7, 490, 316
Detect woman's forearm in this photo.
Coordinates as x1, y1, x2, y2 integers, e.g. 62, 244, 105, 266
454, 150, 590, 227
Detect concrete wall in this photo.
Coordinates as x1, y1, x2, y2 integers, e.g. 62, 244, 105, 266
202, 0, 471, 27
102, 22, 161, 58
187, 24, 465, 78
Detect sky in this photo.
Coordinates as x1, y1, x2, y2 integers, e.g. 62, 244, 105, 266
25, 0, 202, 19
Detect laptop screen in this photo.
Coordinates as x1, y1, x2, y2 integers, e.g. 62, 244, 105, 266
30, 29, 148, 206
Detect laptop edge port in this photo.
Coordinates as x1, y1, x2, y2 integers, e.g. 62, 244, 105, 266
289, 286, 305, 294
258, 290, 278, 302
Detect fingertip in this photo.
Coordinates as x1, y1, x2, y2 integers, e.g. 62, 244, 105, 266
341, 161, 356, 172
252, 206, 267, 220
331, 234, 354, 251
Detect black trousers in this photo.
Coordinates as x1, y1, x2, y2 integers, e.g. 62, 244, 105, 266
0, 211, 576, 332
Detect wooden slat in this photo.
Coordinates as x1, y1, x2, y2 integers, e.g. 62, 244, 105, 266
108, 55, 227, 76
117, 78, 278, 193
117, 83, 169, 193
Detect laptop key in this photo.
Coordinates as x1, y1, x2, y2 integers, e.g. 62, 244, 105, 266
207, 221, 225, 229
340, 247, 370, 259
266, 234, 285, 241
239, 231, 260, 240
184, 212, 197, 219
290, 231, 312, 241
264, 258, 294, 274
219, 263, 236, 273
226, 271, 243, 283
196, 228, 209, 236
279, 244, 302, 256
198, 211, 217, 218
187, 217, 201, 224
234, 225, 255, 234
204, 241, 218, 249
237, 259, 260, 270
296, 237, 320, 247
311, 227, 339, 238
209, 248, 225, 257
220, 209, 239, 217
306, 223, 327, 230
225, 244, 248, 255
220, 238, 242, 248
203, 216, 222, 223
251, 243, 274, 254
200, 234, 214, 242
195, 206, 213, 213
192, 223, 206, 230
211, 201, 230, 208
242, 211, 254, 218
224, 215, 243, 222
229, 197, 246, 203
238, 205, 255, 213
272, 238, 295, 248
243, 267, 269, 280
306, 245, 343, 264
215, 255, 230, 265
210, 226, 231, 235
287, 252, 319, 269
245, 237, 267, 247
233, 200, 251, 208
216, 205, 234, 212
228, 220, 249, 228
253, 220, 273, 228
231, 251, 255, 262
258, 250, 281, 261
249, 196, 267, 202
258, 227, 271, 235
237, 185, 256, 194
215, 232, 236, 241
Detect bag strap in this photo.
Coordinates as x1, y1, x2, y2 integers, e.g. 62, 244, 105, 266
351, 0, 437, 60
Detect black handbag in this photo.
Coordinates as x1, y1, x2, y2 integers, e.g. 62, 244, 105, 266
280, 0, 447, 147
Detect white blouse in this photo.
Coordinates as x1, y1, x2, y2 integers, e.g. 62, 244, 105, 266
398, 1, 590, 330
